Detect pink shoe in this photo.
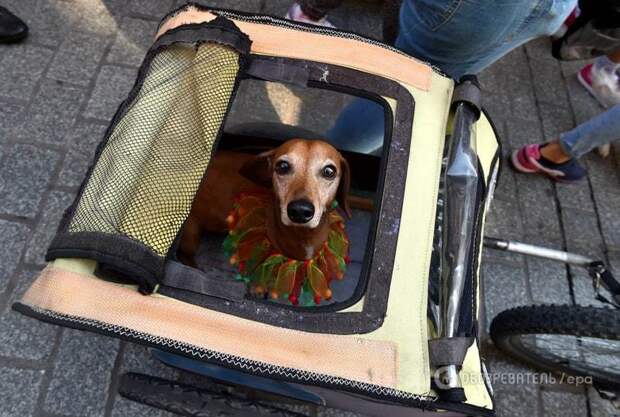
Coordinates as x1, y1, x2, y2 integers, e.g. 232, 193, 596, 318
511, 144, 586, 182
285, 3, 335, 28
577, 61, 620, 108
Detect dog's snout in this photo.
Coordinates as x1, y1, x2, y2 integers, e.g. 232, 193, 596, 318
287, 199, 315, 224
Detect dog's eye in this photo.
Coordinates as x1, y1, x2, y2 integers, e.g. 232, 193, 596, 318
275, 160, 291, 175
322, 165, 337, 179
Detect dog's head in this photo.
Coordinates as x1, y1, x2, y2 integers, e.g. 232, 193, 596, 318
240, 139, 351, 229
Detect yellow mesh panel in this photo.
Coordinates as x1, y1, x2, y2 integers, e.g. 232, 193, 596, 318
69, 42, 240, 255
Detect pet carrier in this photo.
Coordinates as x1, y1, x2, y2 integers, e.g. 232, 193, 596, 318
13, 3, 500, 416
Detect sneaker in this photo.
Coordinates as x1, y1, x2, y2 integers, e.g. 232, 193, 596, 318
285, 3, 335, 28
577, 60, 620, 109
0, 7, 28, 43
511, 144, 586, 182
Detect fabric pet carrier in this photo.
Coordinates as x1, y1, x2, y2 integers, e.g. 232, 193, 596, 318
13, 3, 500, 416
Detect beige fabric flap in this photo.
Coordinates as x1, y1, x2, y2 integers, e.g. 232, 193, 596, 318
156, 6, 432, 91
21, 266, 398, 388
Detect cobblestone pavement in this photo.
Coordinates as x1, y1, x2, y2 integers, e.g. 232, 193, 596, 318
1, 1, 619, 416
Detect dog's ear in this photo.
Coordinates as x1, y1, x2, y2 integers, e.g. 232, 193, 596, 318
337, 156, 352, 219
239, 150, 274, 187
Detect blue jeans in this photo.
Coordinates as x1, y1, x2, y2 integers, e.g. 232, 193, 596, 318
329, 0, 577, 154
396, 0, 575, 79
560, 104, 620, 159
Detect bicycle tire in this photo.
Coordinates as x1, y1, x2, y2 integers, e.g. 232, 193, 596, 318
490, 304, 620, 390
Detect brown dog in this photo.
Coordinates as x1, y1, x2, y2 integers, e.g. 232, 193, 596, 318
178, 139, 351, 266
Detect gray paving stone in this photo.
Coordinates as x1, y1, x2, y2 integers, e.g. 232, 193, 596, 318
538, 101, 575, 142
555, 179, 595, 212
317, 407, 365, 417
0, 366, 45, 417
541, 389, 588, 417
524, 36, 555, 61
110, 343, 177, 417
47, 30, 111, 86
0, 269, 59, 361
588, 387, 620, 417
528, 57, 570, 106
515, 176, 563, 242
494, 163, 518, 202
591, 188, 620, 249
562, 69, 602, 126
510, 88, 540, 123
0, 98, 25, 139
0, 144, 62, 219
128, 0, 175, 19
24, 191, 75, 266
526, 257, 571, 304
83, 65, 137, 121
485, 349, 541, 417
0, 220, 31, 293
561, 208, 605, 258
31, 0, 120, 47
505, 116, 544, 149
11, 79, 87, 146
479, 64, 506, 96
482, 93, 511, 129
261, 0, 296, 16
44, 329, 120, 417
58, 122, 107, 188
482, 262, 530, 331
339, 0, 383, 40
584, 153, 620, 189
0, 44, 54, 100
107, 17, 158, 67
483, 198, 526, 265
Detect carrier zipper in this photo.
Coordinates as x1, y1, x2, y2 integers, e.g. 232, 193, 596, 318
18, 303, 436, 404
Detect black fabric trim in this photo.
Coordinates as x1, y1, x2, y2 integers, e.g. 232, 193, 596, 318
161, 261, 247, 301
153, 15, 251, 54
46, 16, 250, 292
46, 232, 162, 292
159, 56, 414, 335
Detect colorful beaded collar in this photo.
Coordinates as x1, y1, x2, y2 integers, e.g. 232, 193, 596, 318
223, 191, 350, 306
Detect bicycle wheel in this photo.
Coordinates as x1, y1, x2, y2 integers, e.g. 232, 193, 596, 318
490, 304, 620, 390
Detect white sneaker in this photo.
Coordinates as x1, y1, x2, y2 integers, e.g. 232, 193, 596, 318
577, 57, 620, 109
285, 3, 335, 28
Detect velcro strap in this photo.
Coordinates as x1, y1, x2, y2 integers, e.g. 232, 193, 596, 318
246, 58, 310, 88
451, 75, 481, 119
161, 261, 246, 301
428, 337, 474, 367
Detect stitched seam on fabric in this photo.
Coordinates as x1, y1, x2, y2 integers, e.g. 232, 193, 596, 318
26, 304, 437, 403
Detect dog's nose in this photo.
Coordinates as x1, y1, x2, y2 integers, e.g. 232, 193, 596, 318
287, 199, 315, 224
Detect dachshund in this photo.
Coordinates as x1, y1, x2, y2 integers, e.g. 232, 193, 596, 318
178, 139, 351, 266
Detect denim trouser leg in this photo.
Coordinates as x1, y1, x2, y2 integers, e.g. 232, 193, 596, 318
559, 104, 620, 159
396, 0, 576, 80
329, 0, 577, 153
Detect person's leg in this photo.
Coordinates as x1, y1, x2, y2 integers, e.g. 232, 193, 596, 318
395, 0, 577, 79
299, 0, 344, 20
511, 104, 620, 181
286, 0, 343, 27
556, 104, 620, 159
327, 98, 385, 155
